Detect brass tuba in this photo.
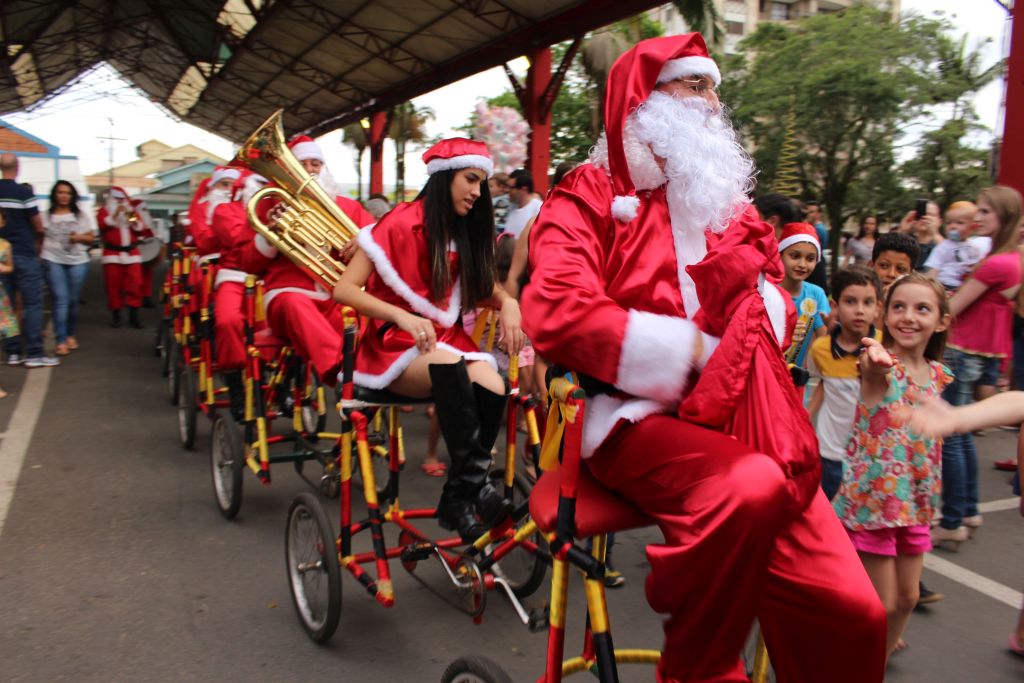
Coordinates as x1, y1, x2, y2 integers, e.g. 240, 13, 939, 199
234, 109, 359, 290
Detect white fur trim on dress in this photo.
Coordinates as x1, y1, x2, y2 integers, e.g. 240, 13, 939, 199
351, 343, 498, 389
197, 252, 221, 264
758, 274, 788, 346
291, 141, 323, 162
611, 194, 640, 222
264, 286, 331, 310
777, 234, 820, 259
254, 233, 278, 258
582, 395, 667, 458
214, 268, 248, 289
657, 56, 721, 86
616, 309, 699, 403
356, 224, 462, 327
425, 155, 493, 178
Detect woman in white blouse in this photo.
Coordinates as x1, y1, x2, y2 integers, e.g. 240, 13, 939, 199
42, 181, 95, 355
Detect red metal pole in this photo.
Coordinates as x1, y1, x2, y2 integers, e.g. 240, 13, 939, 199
369, 110, 388, 196
524, 47, 553, 196
999, 5, 1023, 194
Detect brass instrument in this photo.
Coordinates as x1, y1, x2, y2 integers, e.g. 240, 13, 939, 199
235, 109, 359, 289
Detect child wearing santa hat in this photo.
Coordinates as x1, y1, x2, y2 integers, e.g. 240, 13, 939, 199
779, 222, 831, 371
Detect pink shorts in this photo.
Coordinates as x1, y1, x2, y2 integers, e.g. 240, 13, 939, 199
846, 524, 932, 556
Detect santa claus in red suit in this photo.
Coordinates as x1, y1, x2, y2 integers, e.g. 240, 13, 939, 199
186, 165, 240, 258
334, 138, 526, 542
239, 136, 375, 386
129, 197, 158, 308
96, 186, 144, 328
210, 171, 268, 418
522, 34, 886, 682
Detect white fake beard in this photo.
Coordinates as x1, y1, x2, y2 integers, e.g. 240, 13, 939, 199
106, 198, 129, 226
241, 175, 268, 206
314, 168, 339, 197
205, 188, 232, 224
631, 91, 755, 235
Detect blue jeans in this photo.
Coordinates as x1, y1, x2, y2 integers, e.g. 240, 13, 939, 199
44, 260, 88, 344
1, 254, 44, 358
940, 348, 983, 529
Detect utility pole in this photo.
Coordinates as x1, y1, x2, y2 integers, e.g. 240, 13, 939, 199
97, 117, 125, 193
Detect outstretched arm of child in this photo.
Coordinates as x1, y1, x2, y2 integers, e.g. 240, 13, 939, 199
858, 337, 894, 408
907, 391, 1024, 439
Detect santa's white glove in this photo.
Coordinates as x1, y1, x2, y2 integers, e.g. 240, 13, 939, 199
697, 332, 720, 370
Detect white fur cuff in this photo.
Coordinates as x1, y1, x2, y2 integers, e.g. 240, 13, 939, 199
657, 56, 721, 86
616, 309, 699, 403
254, 233, 278, 258
611, 195, 640, 222
759, 274, 787, 346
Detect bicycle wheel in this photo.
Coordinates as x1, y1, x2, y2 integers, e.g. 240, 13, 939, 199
285, 492, 341, 643
210, 411, 244, 519
168, 334, 180, 405
178, 363, 198, 450
487, 468, 547, 598
440, 656, 513, 683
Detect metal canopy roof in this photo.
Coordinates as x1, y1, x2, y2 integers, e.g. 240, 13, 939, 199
1, 0, 664, 142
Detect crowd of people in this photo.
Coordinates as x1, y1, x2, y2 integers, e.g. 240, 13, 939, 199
0, 29, 1022, 681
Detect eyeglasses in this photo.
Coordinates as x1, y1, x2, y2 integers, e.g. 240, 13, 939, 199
677, 77, 718, 97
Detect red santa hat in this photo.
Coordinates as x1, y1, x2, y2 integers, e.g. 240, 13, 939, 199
422, 138, 493, 177
778, 222, 821, 259
604, 33, 721, 222
109, 186, 128, 200
288, 135, 324, 163
210, 166, 241, 186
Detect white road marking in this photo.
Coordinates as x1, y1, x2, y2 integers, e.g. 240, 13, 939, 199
924, 554, 1023, 609
0, 369, 52, 537
978, 497, 1020, 514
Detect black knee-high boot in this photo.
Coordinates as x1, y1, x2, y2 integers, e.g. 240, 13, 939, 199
224, 370, 245, 422
429, 359, 511, 542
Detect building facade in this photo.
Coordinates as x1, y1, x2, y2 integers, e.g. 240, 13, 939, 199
0, 118, 94, 215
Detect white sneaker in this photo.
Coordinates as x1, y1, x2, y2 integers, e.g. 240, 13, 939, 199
6, 353, 22, 366
24, 356, 60, 368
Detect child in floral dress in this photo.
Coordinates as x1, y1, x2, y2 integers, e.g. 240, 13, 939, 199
832, 272, 953, 662
0, 237, 21, 397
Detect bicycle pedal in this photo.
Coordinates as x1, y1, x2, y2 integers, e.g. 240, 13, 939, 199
400, 541, 435, 564
528, 605, 549, 632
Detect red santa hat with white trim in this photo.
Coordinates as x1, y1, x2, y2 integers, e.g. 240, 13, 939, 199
778, 222, 821, 259
210, 165, 241, 186
603, 33, 721, 222
108, 186, 129, 200
422, 138, 493, 177
288, 135, 324, 162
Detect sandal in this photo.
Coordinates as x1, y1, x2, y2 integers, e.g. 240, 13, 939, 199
66, 337, 79, 350
55, 344, 69, 356
420, 461, 447, 477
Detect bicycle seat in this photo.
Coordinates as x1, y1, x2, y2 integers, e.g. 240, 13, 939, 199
529, 466, 653, 538
348, 385, 433, 407
254, 328, 288, 348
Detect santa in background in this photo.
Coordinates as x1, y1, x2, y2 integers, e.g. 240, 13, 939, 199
522, 34, 886, 682
129, 197, 158, 308
96, 186, 144, 328
186, 165, 241, 257
239, 135, 374, 385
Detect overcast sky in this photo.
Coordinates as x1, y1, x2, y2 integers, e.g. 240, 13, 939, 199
3, 0, 1011, 189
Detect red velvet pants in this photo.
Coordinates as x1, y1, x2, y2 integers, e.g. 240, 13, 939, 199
214, 282, 245, 370
266, 293, 343, 385
103, 262, 142, 310
589, 414, 886, 683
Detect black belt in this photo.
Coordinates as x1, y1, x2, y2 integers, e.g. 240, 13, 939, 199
103, 242, 138, 253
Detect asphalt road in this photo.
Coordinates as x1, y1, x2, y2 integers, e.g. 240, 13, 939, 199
0, 260, 1021, 682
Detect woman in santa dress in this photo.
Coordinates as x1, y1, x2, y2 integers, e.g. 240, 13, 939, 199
334, 138, 524, 542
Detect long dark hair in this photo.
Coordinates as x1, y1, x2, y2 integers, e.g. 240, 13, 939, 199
48, 180, 81, 216
417, 169, 495, 310
855, 214, 878, 240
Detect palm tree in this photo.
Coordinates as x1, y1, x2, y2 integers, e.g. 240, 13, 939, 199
671, 0, 723, 48
341, 122, 369, 201
388, 102, 435, 200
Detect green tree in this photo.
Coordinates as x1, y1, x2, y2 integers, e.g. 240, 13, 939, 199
340, 122, 368, 201
901, 117, 993, 210
725, 5, 944, 270
670, 0, 723, 48
389, 102, 434, 200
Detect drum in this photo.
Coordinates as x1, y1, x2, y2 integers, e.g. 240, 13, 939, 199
139, 237, 164, 263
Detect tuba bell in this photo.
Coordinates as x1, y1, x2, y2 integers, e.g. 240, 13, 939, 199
234, 109, 360, 290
